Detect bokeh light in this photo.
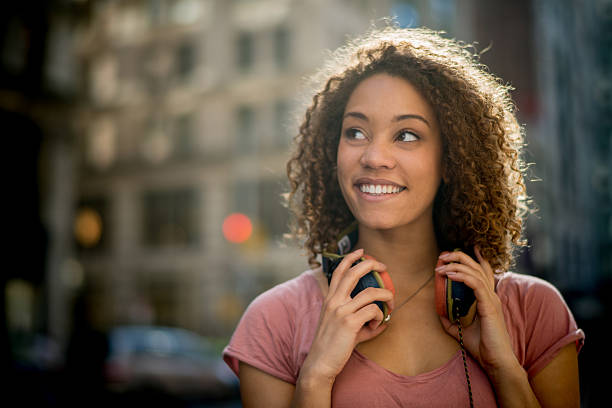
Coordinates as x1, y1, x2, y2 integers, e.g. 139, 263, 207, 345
222, 213, 253, 243
74, 207, 103, 248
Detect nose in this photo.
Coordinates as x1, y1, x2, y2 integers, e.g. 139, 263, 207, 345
359, 139, 396, 169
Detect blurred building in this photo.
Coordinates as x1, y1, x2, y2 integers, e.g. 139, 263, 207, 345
68, 0, 397, 340
528, 0, 612, 296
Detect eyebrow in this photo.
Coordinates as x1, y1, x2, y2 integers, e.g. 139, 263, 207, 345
343, 111, 431, 128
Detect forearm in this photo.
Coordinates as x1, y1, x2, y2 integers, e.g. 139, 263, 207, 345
488, 358, 541, 408
291, 362, 335, 408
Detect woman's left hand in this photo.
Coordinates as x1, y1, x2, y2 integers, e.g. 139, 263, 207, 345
435, 246, 519, 377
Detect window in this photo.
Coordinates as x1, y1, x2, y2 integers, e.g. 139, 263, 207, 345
258, 179, 289, 240
235, 105, 256, 153
142, 189, 199, 248
173, 113, 193, 157
176, 41, 195, 81
148, 0, 164, 25
274, 26, 290, 69
237, 31, 254, 72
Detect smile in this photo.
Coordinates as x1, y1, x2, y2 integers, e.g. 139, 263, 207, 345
358, 184, 406, 195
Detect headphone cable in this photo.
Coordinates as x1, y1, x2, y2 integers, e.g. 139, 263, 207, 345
456, 308, 474, 408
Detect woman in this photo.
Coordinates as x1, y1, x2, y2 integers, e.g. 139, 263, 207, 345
223, 26, 584, 407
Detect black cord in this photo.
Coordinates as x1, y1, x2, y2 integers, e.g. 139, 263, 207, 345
456, 311, 474, 408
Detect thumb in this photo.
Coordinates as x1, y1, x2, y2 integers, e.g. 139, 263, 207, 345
357, 321, 388, 344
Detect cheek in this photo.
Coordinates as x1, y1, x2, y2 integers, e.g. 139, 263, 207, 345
412, 151, 442, 192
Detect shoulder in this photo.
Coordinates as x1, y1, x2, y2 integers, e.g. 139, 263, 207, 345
495, 272, 578, 323
495, 272, 585, 377
495, 271, 565, 306
246, 269, 322, 318
222, 270, 323, 384
495, 271, 574, 328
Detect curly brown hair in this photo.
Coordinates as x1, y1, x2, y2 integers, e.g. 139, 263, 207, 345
286, 26, 532, 273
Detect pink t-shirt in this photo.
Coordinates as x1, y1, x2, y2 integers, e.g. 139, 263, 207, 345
223, 270, 584, 407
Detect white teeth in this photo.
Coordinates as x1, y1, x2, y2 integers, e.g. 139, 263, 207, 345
359, 184, 403, 195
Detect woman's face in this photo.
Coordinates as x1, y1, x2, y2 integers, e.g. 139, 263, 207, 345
336, 73, 443, 232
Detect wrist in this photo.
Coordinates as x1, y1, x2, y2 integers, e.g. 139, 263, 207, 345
293, 367, 334, 408
484, 355, 525, 386
297, 360, 336, 391
489, 360, 526, 387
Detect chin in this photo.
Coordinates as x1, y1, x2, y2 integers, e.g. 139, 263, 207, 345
355, 215, 405, 231
352, 205, 433, 233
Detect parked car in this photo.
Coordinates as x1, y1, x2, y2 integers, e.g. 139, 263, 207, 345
103, 325, 239, 405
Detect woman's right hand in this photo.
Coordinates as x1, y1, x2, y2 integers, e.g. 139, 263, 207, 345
299, 248, 394, 385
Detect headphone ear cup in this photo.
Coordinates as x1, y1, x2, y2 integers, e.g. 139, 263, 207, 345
434, 258, 449, 319
377, 270, 395, 296
377, 269, 395, 316
362, 254, 395, 319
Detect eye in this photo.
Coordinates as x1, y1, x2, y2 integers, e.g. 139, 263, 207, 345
344, 128, 366, 140
396, 130, 419, 142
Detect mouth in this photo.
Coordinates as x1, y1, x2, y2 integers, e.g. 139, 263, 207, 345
354, 179, 407, 196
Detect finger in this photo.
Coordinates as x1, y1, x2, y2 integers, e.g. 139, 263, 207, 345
328, 248, 364, 294
435, 262, 486, 286
474, 245, 495, 289
438, 250, 481, 271
441, 271, 499, 317
342, 287, 394, 313
438, 272, 490, 311
474, 245, 493, 272
352, 303, 384, 332
439, 269, 485, 294
336, 258, 387, 298
358, 318, 389, 343
336, 302, 383, 334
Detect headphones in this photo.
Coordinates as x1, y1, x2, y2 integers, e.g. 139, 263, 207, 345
322, 222, 476, 325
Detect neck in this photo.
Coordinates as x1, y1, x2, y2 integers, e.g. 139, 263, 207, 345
354, 220, 439, 292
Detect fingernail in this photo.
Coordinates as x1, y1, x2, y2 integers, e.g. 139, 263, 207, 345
446, 271, 457, 276
435, 265, 445, 271
439, 253, 450, 259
